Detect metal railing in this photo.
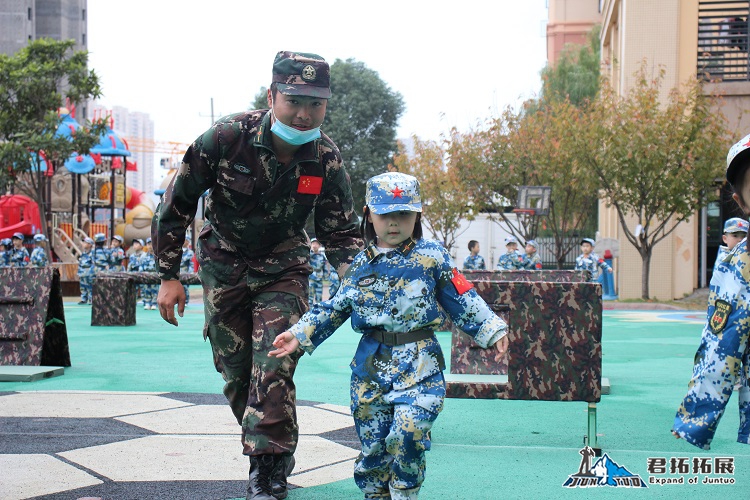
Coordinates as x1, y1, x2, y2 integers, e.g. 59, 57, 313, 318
698, 1, 750, 81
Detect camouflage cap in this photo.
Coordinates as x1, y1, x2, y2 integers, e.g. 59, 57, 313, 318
33, 234, 46, 242
0, 238, 10, 246
94, 233, 106, 243
727, 132, 750, 185
366, 172, 422, 214
526, 239, 538, 249
581, 238, 596, 246
133, 238, 144, 246
112, 235, 124, 243
272, 51, 331, 98
83, 237, 94, 245
12, 232, 24, 240
504, 236, 518, 246
724, 217, 749, 234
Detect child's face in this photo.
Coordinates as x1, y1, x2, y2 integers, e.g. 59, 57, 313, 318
132, 242, 142, 252
83, 242, 92, 251
368, 210, 417, 248
525, 244, 536, 255
111, 239, 121, 248
13, 238, 22, 248
506, 243, 517, 253
723, 231, 746, 250
311, 241, 321, 253
581, 242, 593, 254
471, 243, 480, 255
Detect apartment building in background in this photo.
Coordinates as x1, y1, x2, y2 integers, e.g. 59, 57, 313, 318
550, 0, 750, 299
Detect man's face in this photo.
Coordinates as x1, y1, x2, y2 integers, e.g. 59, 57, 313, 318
268, 90, 327, 131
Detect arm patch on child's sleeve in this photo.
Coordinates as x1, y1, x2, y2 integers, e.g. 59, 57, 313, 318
450, 268, 474, 295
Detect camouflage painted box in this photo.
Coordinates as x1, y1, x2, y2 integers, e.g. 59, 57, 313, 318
461, 269, 590, 283
447, 280, 602, 403
0, 268, 70, 367
91, 272, 200, 326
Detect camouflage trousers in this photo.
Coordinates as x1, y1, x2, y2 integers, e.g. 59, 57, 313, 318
182, 284, 190, 304
79, 274, 93, 303
140, 284, 159, 306
351, 371, 445, 499
198, 231, 308, 456
308, 276, 323, 305
673, 323, 750, 449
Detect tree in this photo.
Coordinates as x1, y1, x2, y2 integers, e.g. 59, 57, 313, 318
392, 136, 473, 251
251, 87, 268, 110
580, 63, 731, 298
0, 39, 106, 235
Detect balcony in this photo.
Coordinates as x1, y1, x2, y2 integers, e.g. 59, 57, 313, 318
698, 1, 750, 81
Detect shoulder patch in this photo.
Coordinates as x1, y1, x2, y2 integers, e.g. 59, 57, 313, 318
232, 163, 251, 174
450, 268, 474, 295
710, 299, 732, 334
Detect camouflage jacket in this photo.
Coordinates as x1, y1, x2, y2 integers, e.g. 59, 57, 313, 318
127, 250, 143, 272
10, 247, 30, 268
289, 238, 507, 390
140, 252, 157, 273
78, 250, 94, 276
93, 247, 110, 271
673, 239, 750, 450
462, 254, 486, 270
30, 247, 48, 267
109, 247, 126, 271
180, 247, 194, 273
152, 110, 362, 281
0, 250, 8, 267
496, 250, 525, 270
309, 250, 327, 281
575, 252, 611, 281
522, 252, 543, 270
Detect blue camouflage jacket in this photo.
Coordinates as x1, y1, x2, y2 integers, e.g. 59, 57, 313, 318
9, 247, 30, 268
93, 247, 110, 271
30, 247, 48, 267
180, 247, 194, 273
575, 252, 611, 280
496, 250, 525, 270
109, 247, 126, 271
289, 238, 507, 390
78, 250, 94, 276
127, 251, 143, 272
462, 254, 486, 270
309, 250, 327, 281
523, 252, 542, 270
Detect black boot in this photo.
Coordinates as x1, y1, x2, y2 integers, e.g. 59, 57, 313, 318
271, 454, 295, 499
246, 455, 275, 500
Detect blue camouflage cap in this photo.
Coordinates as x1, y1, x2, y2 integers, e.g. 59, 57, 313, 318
33, 234, 46, 242
581, 238, 596, 246
83, 237, 94, 245
94, 233, 106, 243
724, 217, 749, 234
273, 51, 331, 98
366, 172, 422, 215
112, 235, 124, 243
504, 236, 518, 246
727, 132, 750, 185
526, 239, 538, 249
133, 238, 144, 246
12, 232, 24, 240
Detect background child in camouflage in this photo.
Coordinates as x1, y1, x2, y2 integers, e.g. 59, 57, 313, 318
109, 235, 126, 272
673, 133, 750, 450
496, 236, 525, 270
713, 217, 749, 272
308, 238, 326, 305
0, 238, 10, 267
127, 239, 145, 305
140, 238, 158, 310
180, 236, 194, 304
271, 172, 508, 500
30, 234, 48, 267
77, 237, 94, 304
522, 239, 542, 270
462, 240, 485, 270
9, 232, 29, 268
574, 238, 612, 282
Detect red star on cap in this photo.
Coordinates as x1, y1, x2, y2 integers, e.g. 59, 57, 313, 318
391, 186, 404, 199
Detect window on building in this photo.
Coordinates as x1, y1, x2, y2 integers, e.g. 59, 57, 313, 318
82, 33, 86, 45
27, 7, 32, 20
82, 9, 86, 21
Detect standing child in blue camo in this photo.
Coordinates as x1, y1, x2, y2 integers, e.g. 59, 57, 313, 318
30, 234, 49, 267
271, 172, 508, 500
308, 238, 326, 305
462, 240, 486, 270
109, 235, 126, 272
0, 238, 10, 267
713, 217, 749, 273
93, 233, 110, 275
140, 239, 158, 310
496, 236, 525, 270
575, 238, 612, 282
128, 239, 145, 304
77, 237, 94, 305
9, 233, 30, 268
522, 239, 542, 270
327, 265, 341, 298
673, 134, 750, 450
180, 236, 195, 304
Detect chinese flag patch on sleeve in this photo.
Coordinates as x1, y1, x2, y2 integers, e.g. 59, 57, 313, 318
451, 268, 474, 295
298, 175, 323, 195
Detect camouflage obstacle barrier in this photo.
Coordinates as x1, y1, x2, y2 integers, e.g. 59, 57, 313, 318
92, 272, 200, 326
448, 270, 590, 375
445, 279, 603, 450
0, 267, 70, 367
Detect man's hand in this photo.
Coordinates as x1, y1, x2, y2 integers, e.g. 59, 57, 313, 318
270, 331, 300, 357
157, 279, 186, 326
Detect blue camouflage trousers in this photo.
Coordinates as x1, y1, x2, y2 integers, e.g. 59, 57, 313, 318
351, 371, 445, 500
79, 275, 92, 303
308, 275, 323, 304
141, 284, 159, 307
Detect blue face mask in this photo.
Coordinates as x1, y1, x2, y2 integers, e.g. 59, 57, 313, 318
270, 104, 321, 146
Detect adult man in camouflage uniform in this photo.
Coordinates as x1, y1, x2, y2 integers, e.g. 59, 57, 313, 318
153, 51, 362, 499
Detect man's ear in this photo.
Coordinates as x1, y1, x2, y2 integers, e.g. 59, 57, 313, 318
266, 88, 273, 108
732, 192, 748, 214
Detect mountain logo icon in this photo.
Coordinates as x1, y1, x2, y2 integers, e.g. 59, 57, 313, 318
563, 446, 647, 488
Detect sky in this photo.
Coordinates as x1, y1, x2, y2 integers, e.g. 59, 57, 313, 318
86, 0, 550, 148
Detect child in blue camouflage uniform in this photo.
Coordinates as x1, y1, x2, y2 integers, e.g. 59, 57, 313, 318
109, 235, 126, 271
271, 172, 508, 500
308, 238, 326, 305
30, 234, 49, 267
180, 236, 195, 304
140, 239, 158, 310
522, 239, 542, 270
0, 238, 10, 267
673, 134, 750, 450
128, 238, 145, 304
9, 232, 30, 268
462, 240, 486, 270
496, 236, 525, 270
713, 217, 748, 273
93, 233, 110, 274
575, 238, 612, 281
77, 237, 94, 304
328, 266, 341, 298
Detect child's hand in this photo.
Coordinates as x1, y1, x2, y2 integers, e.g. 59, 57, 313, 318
270, 331, 300, 357
494, 335, 509, 357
